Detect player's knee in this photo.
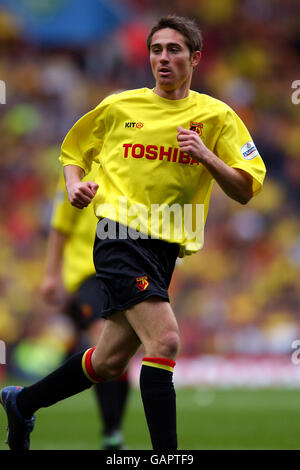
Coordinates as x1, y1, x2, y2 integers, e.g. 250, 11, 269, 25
162, 331, 180, 359
92, 355, 126, 380
102, 367, 125, 381
151, 331, 180, 360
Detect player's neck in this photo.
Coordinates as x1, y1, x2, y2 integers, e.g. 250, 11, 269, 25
153, 82, 191, 101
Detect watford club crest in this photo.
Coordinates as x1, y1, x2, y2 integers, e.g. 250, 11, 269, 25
136, 275, 149, 291
189, 121, 203, 136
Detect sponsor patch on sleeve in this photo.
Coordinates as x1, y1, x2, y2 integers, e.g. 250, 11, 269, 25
241, 141, 259, 160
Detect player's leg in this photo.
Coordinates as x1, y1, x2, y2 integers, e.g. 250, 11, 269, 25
91, 222, 180, 450
1, 313, 140, 450
87, 319, 130, 449
77, 277, 131, 449
18, 311, 139, 413
123, 296, 180, 451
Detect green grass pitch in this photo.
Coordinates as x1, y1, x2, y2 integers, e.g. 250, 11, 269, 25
1, 386, 300, 450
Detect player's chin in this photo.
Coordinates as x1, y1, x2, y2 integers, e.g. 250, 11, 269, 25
156, 74, 173, 84
158, 80, 177, 91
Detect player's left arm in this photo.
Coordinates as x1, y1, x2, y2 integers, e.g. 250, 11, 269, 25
177, 126, 253, 205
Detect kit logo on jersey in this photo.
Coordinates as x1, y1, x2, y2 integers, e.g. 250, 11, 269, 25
136, 275, 149, 291
189, 121, 203, 136
241, 141, 259, 160
125, 122, 144, 128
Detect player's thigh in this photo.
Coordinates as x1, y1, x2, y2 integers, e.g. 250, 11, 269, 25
87, 318, 105, 346
124, 296, 180, 359
92, 310, 141, 375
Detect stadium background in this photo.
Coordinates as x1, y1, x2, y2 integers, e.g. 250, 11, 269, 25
0, 0, 299, 449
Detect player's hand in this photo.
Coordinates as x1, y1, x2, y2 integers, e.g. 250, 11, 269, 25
177, 126, 207, 162
41, 275, 60, 304
67, 181, 99, 209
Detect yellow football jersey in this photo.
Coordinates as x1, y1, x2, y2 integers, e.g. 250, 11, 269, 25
51, 164, 99, 292
60, 88, 266, 256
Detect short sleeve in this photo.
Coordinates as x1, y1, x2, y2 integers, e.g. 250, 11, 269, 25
215, 107, 266, 195
59, 98, 110, 175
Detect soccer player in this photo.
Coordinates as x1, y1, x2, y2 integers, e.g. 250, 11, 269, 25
1, 15, 266, 450
40, 163, 130, 450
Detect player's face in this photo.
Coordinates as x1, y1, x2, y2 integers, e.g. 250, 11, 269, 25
149, 28, 200, 99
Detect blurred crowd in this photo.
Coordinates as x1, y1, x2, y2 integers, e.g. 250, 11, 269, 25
0, 0, 299, 379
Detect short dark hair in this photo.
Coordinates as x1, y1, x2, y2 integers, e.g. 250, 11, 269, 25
146, 15, 203, 55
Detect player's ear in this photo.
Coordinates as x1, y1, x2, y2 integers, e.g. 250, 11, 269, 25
191, 51, 201, 68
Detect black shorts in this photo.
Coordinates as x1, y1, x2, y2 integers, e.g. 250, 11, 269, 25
67, 275, 104, 329
93, 219, 180, 318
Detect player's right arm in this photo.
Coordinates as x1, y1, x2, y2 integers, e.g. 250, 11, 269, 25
63, 164, 98, 209
60, 97, 112, 208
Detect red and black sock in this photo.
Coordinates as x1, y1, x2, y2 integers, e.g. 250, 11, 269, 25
17, 347, 104, 419
140, 357, 177, 451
